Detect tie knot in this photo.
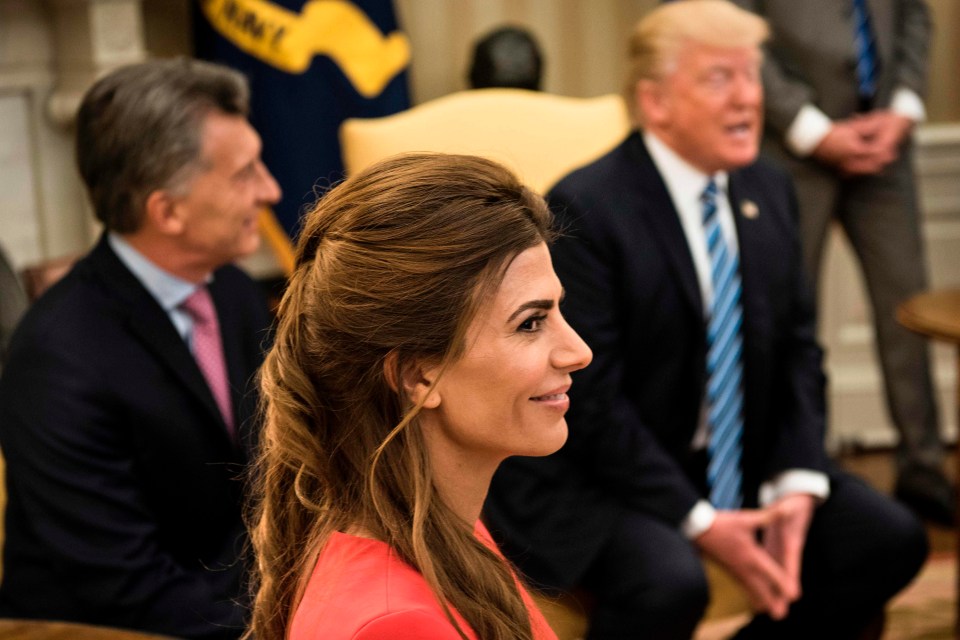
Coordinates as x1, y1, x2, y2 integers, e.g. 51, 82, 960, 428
701, 179, 718, 203
180, 286, 216, 325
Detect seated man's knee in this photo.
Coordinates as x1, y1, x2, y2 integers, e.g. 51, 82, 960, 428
647, 552, 710, 620
875, 499, 929, 594
587, 540, 708, 639
807, 474, 929, 609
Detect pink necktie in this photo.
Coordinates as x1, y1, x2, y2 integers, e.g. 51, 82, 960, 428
180, 286, 235, 438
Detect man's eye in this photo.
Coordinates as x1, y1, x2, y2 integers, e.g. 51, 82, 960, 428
518, 314, 546, 332
236, 164, 258, 182
705, 71, 730, 88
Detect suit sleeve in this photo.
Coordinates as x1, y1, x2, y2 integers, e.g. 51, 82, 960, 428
0, 332, 246, 640
892, 0, 931, 98
549, 187, 703, 526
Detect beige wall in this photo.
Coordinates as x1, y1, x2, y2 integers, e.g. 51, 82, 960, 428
395, 0, 657, 103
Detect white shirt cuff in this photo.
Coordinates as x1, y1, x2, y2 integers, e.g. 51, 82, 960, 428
784, 104, 833, 157
890, 87, 926, 123
681, 499, 717, 539
758, 469, 831, 507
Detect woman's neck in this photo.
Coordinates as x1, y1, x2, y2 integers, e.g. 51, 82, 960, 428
419, 416, 504, 526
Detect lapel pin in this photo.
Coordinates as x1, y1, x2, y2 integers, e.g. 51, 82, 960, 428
740, 199, 759, 219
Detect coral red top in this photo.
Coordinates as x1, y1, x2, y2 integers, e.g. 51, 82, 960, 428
288, 521, 557, 640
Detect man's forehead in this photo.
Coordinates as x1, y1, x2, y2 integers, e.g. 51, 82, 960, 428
198, 112, 260, 169
680, 42, 761, 64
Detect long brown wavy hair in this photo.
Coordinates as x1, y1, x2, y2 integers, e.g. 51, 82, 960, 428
246, 153, 554, 640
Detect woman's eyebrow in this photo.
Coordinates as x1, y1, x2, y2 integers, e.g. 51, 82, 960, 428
507, 299, 554, 323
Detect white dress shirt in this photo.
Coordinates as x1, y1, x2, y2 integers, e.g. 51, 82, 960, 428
784, 87, 926, 157
108, 233, 205, 352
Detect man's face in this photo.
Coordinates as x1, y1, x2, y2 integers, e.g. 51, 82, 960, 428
173, 111, 281, 273
642, 43, 763, 174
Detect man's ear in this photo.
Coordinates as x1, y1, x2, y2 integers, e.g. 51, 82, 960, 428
636, 78, 668, 128
144, 189, 186, 236
383, 351, 442, 409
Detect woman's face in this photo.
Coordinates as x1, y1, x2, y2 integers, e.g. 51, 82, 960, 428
418, 242, 592, 469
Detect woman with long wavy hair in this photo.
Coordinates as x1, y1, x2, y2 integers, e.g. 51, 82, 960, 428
246, 153, 592, 640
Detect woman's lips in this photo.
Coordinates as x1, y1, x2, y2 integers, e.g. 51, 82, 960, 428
530, 387, 571, 409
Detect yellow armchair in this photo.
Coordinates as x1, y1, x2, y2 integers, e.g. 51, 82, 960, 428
339, 88, 630, 194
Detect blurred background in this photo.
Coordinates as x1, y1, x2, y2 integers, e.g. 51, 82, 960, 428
0, 0, 958, 454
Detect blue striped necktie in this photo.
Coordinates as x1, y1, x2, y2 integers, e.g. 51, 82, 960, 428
852, 0, 878, 101
702, 179, 744, 510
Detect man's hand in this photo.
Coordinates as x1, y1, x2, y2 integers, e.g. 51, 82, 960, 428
812, 121, 885, 175
761, 494, 816, 602
694, 508, 798, 620
813, 111, 914, 176
850, 110, 914, 166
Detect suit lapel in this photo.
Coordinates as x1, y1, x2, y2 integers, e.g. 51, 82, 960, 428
726, 174, 764, 349
629, 135, 704, 319
89, 236, 232, 441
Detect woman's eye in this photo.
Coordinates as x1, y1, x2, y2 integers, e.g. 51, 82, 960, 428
518, 314, 547, 333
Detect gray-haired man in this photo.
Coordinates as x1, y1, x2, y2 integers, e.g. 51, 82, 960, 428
0, 58, 280, 639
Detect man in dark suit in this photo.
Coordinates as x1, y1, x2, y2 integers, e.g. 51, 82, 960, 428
0, 59, 280, 639
486, 1, 926, 638
730, 0, 953, 525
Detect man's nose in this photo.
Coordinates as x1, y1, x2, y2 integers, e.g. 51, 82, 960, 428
732, 74, 763, 107
258, 162, 282, 205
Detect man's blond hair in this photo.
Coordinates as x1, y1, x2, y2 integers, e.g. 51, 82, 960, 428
624, 0, 769, 123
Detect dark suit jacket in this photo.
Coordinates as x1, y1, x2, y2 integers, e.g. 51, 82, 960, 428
0, 235, 271, 639
486, 132, 830, 589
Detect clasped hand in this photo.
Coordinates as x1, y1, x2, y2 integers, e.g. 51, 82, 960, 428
695, 494, 816, 620
812, 110, 913, 177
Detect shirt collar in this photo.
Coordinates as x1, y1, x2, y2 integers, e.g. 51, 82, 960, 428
108, 232, 199, 311
642, 130, 729, 200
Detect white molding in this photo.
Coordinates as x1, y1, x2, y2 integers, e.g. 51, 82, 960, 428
916, 122, 960, 146
45, 0, 146, 127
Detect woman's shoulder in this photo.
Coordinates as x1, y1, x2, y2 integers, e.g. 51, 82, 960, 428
289, 532, 475, 640
351, 609, 468, 639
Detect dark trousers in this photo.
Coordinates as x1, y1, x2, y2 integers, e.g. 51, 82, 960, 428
579, 472, 927, 639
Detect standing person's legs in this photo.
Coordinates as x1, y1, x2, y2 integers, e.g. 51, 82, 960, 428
580, 509, 708, 640
838, 150, 951, 520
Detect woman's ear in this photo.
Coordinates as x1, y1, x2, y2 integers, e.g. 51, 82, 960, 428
383, 352, 442, 409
